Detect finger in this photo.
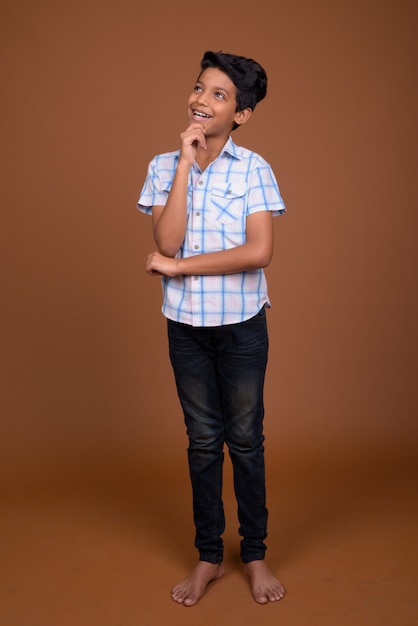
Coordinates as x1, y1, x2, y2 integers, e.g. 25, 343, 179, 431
183, 125, 206, 142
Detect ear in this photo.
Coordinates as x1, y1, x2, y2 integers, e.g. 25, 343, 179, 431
234, 107, 252, 126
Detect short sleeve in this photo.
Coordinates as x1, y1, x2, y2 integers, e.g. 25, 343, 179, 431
137, 157, 169, 215
246, 161, 286, 217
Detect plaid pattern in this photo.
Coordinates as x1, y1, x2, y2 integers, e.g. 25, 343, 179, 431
137, 137, 285, 327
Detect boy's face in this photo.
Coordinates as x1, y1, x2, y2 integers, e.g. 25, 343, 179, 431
187, 67, 250, 136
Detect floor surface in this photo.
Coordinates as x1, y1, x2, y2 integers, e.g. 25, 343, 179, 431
1, 447, 417, 625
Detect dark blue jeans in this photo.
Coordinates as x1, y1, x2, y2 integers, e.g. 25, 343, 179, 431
167, 306, 269, 564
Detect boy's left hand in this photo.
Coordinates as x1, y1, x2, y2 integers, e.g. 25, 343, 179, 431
146, 251, 180, 277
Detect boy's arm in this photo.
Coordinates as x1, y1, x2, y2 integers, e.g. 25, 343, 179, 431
146, 211, 273, 277
151, 124, 207, 257
151, 162, 190, 257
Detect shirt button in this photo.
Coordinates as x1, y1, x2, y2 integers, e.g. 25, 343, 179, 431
198, 180, 204, 185
196, 211, 201, 216
193, 276, 199, 281
194, 244, 199, 250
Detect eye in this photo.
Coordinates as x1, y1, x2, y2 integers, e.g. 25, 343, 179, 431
215, 91, 225, 100
194, 84, 202, 93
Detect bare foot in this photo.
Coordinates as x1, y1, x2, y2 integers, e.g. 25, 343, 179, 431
171, 561, 224, 606
244, 560, 285, 604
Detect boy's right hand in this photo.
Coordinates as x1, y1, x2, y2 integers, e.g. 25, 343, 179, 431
179, 123, 207, 165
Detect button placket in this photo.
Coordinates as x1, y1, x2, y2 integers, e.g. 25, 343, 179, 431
190, 173, 205, 286
192, 177, 204, 253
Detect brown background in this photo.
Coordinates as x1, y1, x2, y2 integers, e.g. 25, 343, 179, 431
1, 1, 418, 624
1, 0, 417, 477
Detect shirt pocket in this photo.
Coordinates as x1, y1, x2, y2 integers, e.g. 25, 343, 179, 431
211, 182, 247, 223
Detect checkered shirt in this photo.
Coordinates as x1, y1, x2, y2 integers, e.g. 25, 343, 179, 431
137, 137, 286, 327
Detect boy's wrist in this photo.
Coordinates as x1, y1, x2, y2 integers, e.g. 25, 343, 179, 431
177, 158, 193, 171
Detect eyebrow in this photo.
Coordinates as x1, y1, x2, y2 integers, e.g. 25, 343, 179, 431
196, 79, 230, 96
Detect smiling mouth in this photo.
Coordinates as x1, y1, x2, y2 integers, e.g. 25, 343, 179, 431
193, 110, 211, 120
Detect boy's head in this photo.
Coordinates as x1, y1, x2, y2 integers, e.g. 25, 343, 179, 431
199, 51, 267, 130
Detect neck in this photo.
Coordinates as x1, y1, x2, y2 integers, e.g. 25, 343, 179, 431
196, 135, 229, 170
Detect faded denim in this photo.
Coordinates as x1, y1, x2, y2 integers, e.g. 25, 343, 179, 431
167, 306, 269, 563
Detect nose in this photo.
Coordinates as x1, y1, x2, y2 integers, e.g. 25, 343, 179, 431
196, 90, 208, 107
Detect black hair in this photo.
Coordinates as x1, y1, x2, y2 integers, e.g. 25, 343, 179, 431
199, 50, 268, 129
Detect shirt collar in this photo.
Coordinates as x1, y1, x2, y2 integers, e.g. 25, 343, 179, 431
220, 136, 241, 160
188, 136, 241, 172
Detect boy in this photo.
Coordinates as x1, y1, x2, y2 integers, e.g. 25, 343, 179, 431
137, 51, 286, 606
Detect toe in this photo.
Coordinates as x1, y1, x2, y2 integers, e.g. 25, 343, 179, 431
269, 588, 285, 602
256, 594, 268, 604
